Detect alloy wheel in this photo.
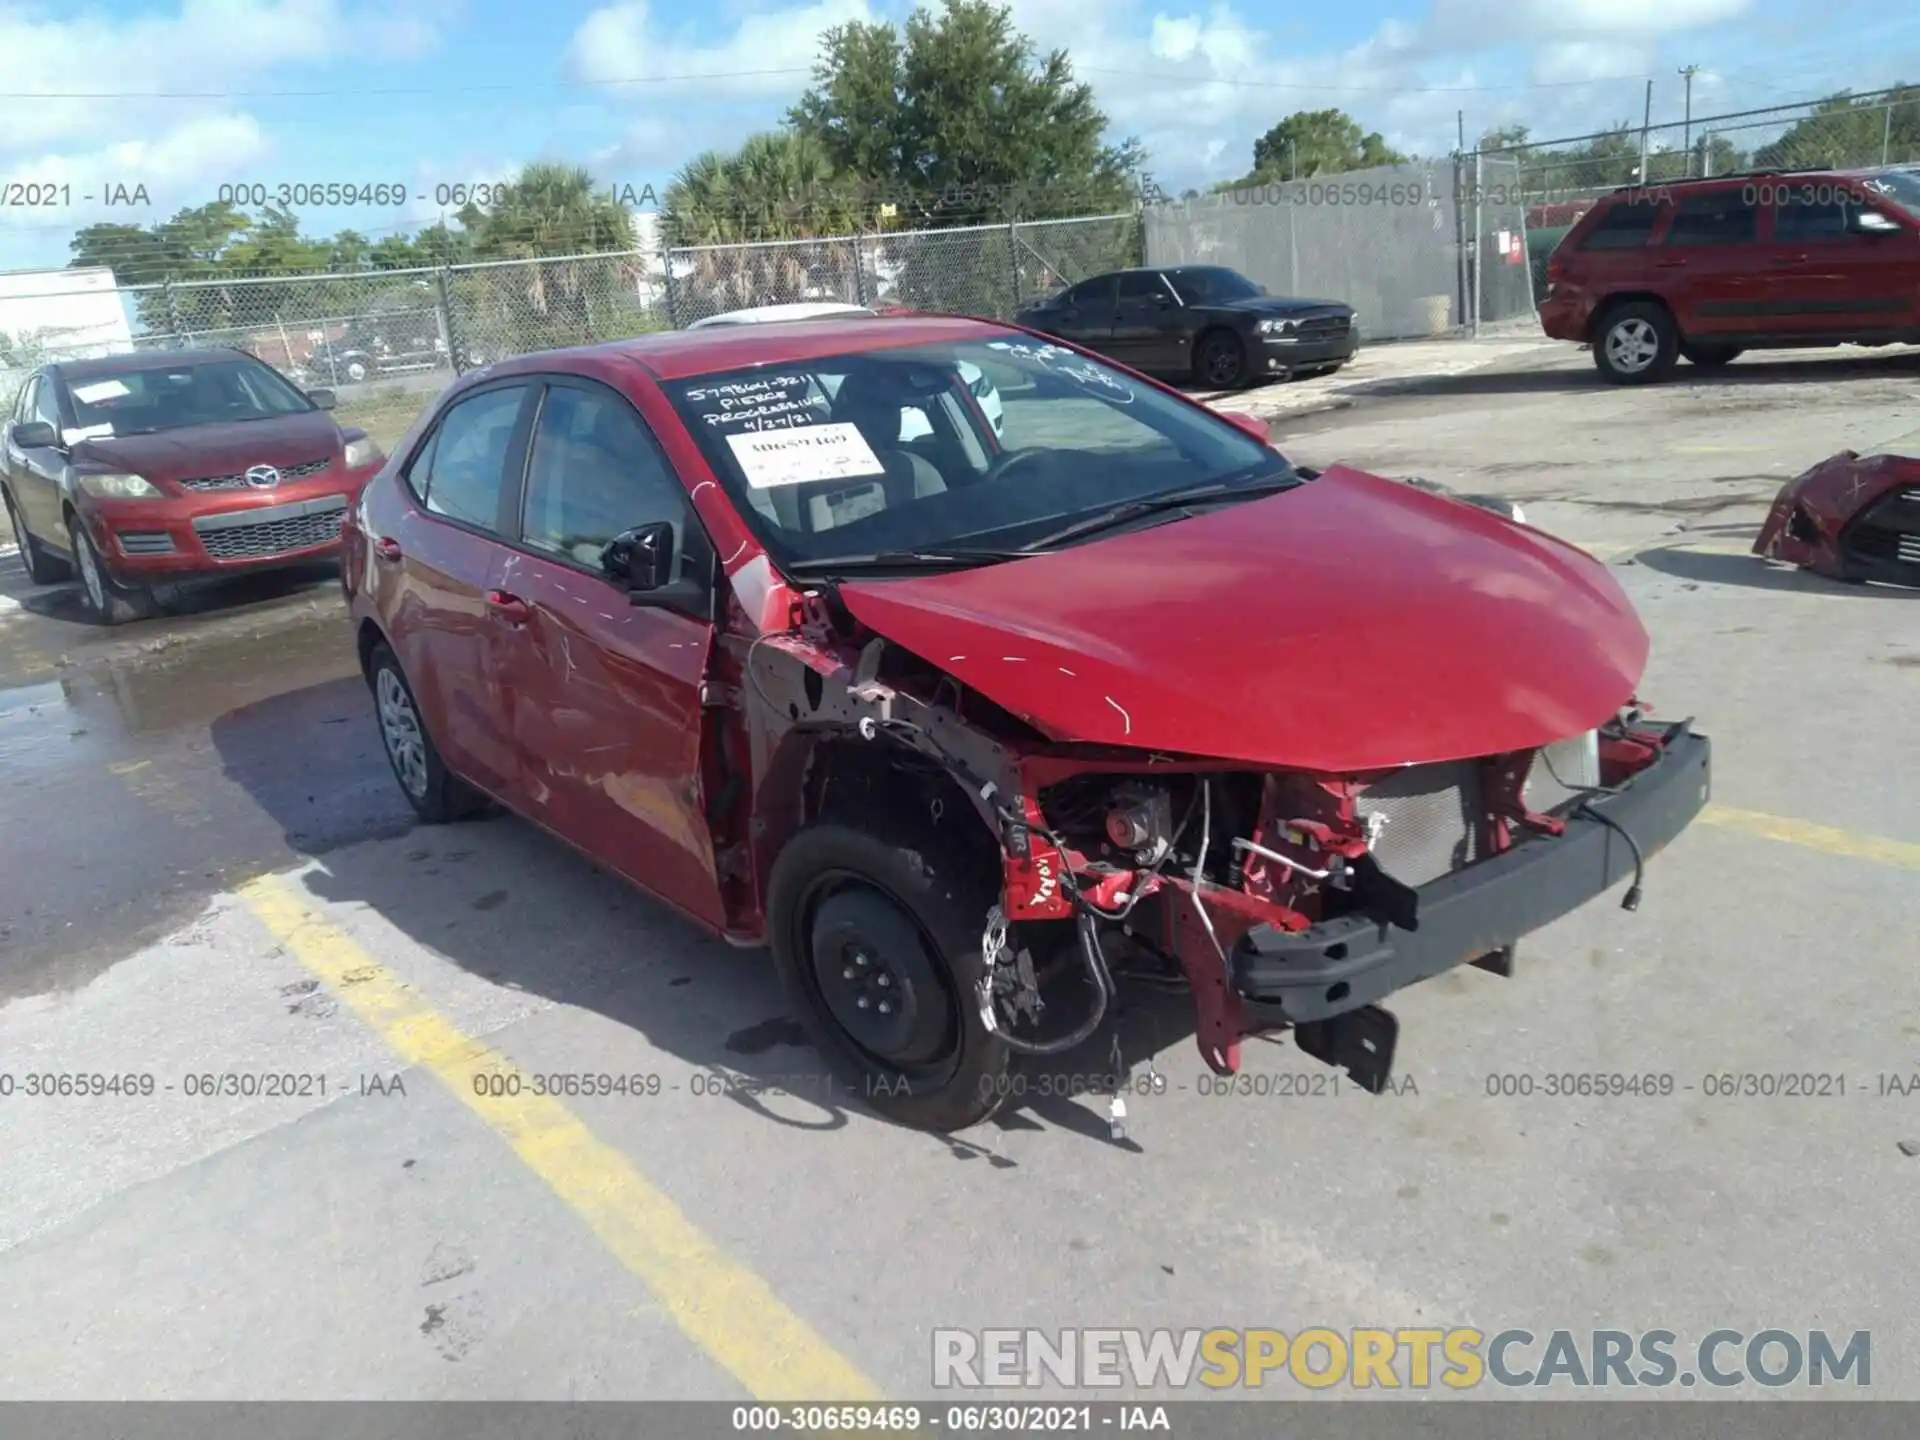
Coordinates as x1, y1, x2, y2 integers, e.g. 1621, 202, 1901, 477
1604, 319, 1660, 374
376, 667, 430, 799
75, 528, 108, 614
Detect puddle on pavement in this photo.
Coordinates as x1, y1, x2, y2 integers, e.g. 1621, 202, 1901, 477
0, 617, 360, 776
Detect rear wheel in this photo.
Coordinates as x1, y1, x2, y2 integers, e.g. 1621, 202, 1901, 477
767, 820, 1014, 1132
71, 516, 155, 624
368, 643, 490, 823
4, 488, 72, 584
1592, 301, 1679, 384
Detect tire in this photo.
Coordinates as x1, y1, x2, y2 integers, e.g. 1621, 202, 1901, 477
1592, 301, 1679, 384
367, 643, 491, 823
767, 819, 1014, 1132
4, 488, 72, 584
1682, 344, 1743, 369
70, 515, 156, 625
1193, 329, 1248, 389
345, 359, 369, 383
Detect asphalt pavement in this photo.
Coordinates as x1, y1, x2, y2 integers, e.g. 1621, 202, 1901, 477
2, 337, 1918, 1404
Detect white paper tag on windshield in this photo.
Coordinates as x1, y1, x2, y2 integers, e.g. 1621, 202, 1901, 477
62, 423, 114, 444
70, 379, 131, 404
727, 422, 885, 489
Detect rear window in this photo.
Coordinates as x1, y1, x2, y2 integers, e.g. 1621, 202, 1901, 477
1664, 193, 1757, 245
1578, 197, 1664, 250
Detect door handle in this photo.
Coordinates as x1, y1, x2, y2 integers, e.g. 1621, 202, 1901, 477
486, 589, 530, 625
373, 537, 402, 563
1654, 258, 1688, 268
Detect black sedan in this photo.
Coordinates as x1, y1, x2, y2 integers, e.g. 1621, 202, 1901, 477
1014, 265, 1358, 389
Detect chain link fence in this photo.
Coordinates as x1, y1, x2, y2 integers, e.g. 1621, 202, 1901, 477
3, 213, 1139, 444
1144, 156, 1534, 341
663, 213, 1140, 324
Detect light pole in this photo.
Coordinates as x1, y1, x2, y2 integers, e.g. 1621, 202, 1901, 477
1679, 65, 1701, 177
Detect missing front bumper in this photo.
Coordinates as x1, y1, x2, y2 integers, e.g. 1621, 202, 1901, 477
1231, 723, 1712, 1026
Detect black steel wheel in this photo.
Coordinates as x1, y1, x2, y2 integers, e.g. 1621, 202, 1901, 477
768, 821, 1013, 1132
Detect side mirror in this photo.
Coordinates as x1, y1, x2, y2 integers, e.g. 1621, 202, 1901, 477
1218, 410, 1271, 444
603, 520, 676, 594
308, 388, 336, 410
10, 420, 59, 449
1154, 292, 1172, 308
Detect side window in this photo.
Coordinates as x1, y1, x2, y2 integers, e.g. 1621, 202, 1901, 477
1065, 277, 1116, 308
1578, 199, 1664, 250
415, 385, 526, 530
521, 383, 690, 572
34, 378, 62, 428
1773, 196, 1853, 242
1117, 272, 1166, 302
1665, 194, 1757, 246
11, 377, 36, 424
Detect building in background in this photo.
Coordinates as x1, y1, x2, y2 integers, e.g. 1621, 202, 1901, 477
0, 267, 136, 397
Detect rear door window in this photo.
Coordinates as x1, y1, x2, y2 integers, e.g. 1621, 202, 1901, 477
1664, 193, 1758, 246
1578, 198, 1665, 250
411, 384, 529, 531
1772, 195, 1856, 242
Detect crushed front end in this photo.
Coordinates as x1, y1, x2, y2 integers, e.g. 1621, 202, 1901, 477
733, 596, 1712, 1098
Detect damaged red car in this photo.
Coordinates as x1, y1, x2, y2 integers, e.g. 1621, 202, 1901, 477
341, 315, 1713, 1131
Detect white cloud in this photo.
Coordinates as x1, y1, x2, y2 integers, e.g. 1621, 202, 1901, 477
1529, 40, 1657, 85
0, 114, 273, 236
563, 0, 873, 100
0, 0, 454, 153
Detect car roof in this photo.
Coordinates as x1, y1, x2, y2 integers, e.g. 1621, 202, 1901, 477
480, 314, 1016, 383
687, 302, 875, 328
51, 347, 260, 379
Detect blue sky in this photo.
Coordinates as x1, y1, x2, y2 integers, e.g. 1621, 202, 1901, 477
1, 0, 1917, 271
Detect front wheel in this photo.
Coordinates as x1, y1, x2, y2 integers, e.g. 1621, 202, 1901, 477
1592, 302, 1679, 384
1193, 329, 1248, 389
71, 517, 155, 625
767, 821, 1014, 1132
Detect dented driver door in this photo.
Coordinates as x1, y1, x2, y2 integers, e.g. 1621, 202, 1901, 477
489, 377, 728, 931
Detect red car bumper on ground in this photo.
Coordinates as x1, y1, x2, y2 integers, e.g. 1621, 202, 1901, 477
78, 461, 384, 582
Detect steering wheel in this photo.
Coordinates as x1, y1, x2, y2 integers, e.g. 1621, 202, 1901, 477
982, 447, 1050, 484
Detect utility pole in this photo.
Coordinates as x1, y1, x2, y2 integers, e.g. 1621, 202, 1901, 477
1639, 78, 1654, 186
1679, 65, 1700, 176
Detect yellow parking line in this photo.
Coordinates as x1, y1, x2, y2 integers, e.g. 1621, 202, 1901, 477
1700, 805, 1920, 873
239, 872, 884, 1402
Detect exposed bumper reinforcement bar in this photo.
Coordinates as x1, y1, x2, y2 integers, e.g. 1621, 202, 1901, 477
1232, 722, 1712, 1026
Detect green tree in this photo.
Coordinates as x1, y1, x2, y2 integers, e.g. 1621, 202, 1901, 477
789, 0, 1144, 224
1217, 109, 1409, 189
1754, 86, 1920, 169
464, 162, 634, 259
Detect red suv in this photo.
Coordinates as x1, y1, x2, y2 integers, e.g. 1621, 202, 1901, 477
344, 316, 1710, 1131
1539, 169, 1920, 383
3, 347, 387, 622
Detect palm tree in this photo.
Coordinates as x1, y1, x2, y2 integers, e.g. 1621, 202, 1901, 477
662, 132, 868, 318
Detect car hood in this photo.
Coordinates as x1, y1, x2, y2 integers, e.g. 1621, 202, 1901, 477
834, 465, 1648, 773
69, 410, 344, 484
1204, 296, 1349, 319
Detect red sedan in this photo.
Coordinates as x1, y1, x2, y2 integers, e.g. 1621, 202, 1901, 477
343, 315, 1711, 1132
2, 347, 386, 623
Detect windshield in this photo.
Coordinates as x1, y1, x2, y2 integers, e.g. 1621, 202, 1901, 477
1167, 268, 1263, 303
1861, 170, 1920, 217
661, 337, 1292, 568
60, 356, 313, 439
